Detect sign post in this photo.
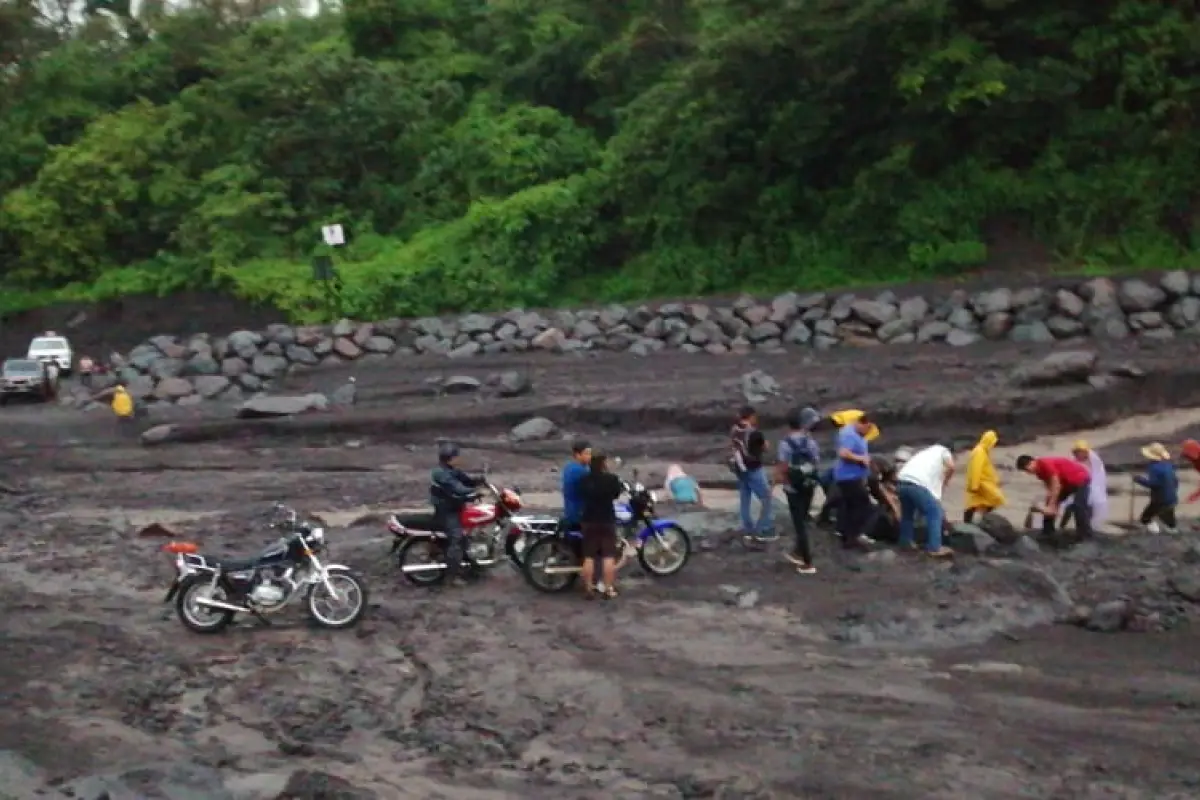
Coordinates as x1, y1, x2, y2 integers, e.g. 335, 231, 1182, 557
315, 224, 346, 322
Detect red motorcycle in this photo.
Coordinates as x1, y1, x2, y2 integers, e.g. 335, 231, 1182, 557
389, 479, 553, 586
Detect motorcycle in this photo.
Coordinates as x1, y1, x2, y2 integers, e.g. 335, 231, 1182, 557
161, 503, 368, 634
521, 470, 692, 593
390, 474, 556, 586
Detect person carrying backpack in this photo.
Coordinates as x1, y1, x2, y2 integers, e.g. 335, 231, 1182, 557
775, 407, 822, 574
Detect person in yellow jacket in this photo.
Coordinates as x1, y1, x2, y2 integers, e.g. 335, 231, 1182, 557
817, 409, 881, 525
111, 385, 134, 419
964, 430, 1004, 522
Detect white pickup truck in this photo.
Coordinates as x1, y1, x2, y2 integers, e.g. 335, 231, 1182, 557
26, 332, 73, 375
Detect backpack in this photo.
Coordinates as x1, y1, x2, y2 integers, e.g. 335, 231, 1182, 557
785, 433, 819, 489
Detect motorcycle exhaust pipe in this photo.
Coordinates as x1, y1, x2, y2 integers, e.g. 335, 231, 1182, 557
402, 563, 447, 573
541, 565, 582, 575
193, 596, 248, 613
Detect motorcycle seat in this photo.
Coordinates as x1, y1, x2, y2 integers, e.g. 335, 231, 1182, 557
214, 556, 260, 572
392, 512, 440, 532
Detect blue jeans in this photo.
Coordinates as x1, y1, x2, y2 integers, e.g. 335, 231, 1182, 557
897, 481, 944, 551
738, 467, 774, 537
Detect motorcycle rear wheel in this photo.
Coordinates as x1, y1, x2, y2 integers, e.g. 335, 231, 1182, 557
522, 535, 580, 594
175, 575, 235, 634
396, 536, 447, 587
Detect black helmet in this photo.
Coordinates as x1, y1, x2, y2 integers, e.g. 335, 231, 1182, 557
437, 442, 460, 464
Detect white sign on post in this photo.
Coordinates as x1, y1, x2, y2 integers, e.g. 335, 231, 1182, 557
321, 224, 345, 246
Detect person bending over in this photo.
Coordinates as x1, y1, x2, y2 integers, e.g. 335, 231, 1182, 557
430, 442, 485, 587
775, 407, 822, 574
1135, 442, 1179, 534
834, 413, 876, 549
865, 448, 908, 543
1016, 453, 1092, 540
579, 452, 623, 598
560, 439, 592, 533
664, 464, 703, 506
896, 443, 955, 558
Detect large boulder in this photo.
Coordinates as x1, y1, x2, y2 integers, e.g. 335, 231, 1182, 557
978, 511, 1020, 545
1010, 350, 1097, 388
237, 394, 328, 419
510, 416, 558, 442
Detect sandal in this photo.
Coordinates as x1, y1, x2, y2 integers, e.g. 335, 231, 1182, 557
602, 586, 619, 599
925, 546, 954, 559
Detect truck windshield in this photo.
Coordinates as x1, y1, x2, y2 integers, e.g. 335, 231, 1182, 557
29, 338, 67, 352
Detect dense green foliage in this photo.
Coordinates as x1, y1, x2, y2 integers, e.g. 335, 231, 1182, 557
2, 0, 1199, 321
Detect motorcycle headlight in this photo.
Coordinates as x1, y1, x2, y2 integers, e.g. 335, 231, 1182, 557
649, 490, 658, 503
309, 528, 325, 545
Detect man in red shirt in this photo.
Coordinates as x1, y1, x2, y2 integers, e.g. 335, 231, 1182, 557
1016, 454, 1092, 540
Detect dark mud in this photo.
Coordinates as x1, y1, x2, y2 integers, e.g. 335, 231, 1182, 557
3, 334, 1200, 798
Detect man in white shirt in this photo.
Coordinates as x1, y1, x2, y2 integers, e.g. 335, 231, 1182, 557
896, 443, 955, 558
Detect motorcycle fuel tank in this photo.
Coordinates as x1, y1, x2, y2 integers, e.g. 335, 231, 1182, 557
460, 503, 498, 528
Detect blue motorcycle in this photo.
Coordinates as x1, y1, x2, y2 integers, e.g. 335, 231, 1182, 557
521, 471, 692, 593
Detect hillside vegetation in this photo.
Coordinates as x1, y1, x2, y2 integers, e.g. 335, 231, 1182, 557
1, 0, 1199, 322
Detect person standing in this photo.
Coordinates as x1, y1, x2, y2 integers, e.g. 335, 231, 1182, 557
817, 409, 880, 526
1016, 453, 1092, 540
1134, 442, 1179, 533
896, 442, 956, 558
730, 405, 774, 542
1060, 440, 1108, 531
579, 452, 623, 598
560, 439, 592, 533
964, 430, 1005, 522
775, 407, 822, 574
833, 413, 876, 549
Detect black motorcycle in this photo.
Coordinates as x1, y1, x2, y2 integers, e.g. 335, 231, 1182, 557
164, 504, 368, 634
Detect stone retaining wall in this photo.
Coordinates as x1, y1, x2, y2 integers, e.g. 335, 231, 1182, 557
82, 272, 1200, 404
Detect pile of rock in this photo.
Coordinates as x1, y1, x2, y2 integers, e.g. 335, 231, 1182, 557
82, 273, 1200, 406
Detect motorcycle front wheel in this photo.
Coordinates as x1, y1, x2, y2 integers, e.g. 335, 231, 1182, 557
396, 536, 447, 587
175, 575, 236, 634
306, 569, 368, 629
521, 535, 580, 594
637, 523, 692, 577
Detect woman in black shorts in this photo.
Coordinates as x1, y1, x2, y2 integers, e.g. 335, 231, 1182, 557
579, 452, 623, 598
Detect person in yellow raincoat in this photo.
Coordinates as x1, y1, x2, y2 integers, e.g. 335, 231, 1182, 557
817, 409, 881, 525
964, 430, 1004, 522
111, 384, 134, 420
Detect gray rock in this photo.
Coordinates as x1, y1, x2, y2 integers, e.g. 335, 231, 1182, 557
1141, 326, 1175, 341
154, 377, 194, 400
1053, 289, 1086, 317
227, 329, 262, 359
330, 379, 357, 406
221, 357, 248, 377
1161, 270, 1192, 297
945, 329, 979, 347
898, 295, 929, 321
251, 354, 289, 379
851, 299, 896, 326
236, 373, 263, 392
458, 313, 496, 334
876, 317, 914, 341
1085, 599, 1130, 632
127, 374, 155, 400
978, 511, 1020, 545
183, 354, 220, 376
973, 288, 1012, 315
1167, 296, 1200, 328
149, 357, 185, 380
332, 318, 356, 338
916, 320, 951, 342
1045, 315, 1084, 338
362, 335, 396, 354
947, 307, 977, 330
448, 341, 482, 359
442, 375, 482, 394
1118, 278, 1166, 312
193, 375, 231, 398
279, 769, 378, 799
1011, 350, 1097, 387
265, 323, 296, 346
740, 369, 780, 403
980, 312, 1012, 339
1128, 310, 1164, 330
510, 416, 558, 442
1013, 535, 1041, 556
531, 328, 565, 351
495, 371, 533, 397
1089, 313, 1130, 339
1079, 277, 1117, 305
285, 344, 318, 365
237, 394, 327, 418
783, 321, 812, 345
332, 337, 362, 359
947, 523, 996, 555
1009, 321, 1055, 344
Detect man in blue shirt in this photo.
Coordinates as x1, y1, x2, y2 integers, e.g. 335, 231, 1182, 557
834, 413, 875, 549
560, 439, 592, 530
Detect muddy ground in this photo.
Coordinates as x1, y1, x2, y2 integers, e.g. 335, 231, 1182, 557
4, 338, 1200, 798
